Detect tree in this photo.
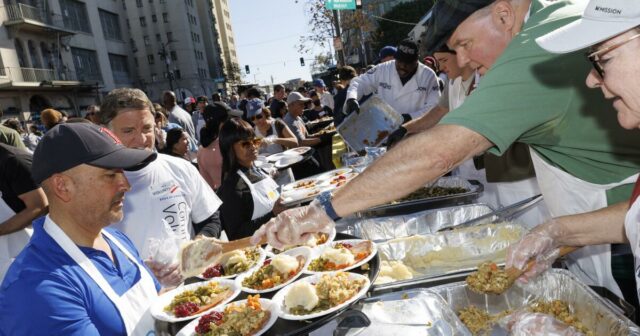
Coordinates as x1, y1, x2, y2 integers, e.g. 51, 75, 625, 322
310, 53, 333, 74
371, 0, 434, 53
295, 0, 334, 55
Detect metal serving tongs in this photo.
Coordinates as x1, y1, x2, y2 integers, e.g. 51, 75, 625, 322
437, 194, 544, 232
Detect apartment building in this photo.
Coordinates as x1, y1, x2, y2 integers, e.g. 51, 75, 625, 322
0, 0, 226, 120
212, 0, 240, 91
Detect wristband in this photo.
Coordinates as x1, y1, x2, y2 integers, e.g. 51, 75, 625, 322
316, 191, 341, 221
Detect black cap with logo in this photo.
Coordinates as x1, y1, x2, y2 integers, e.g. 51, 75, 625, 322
394, 39, 420, 63
31, 123, 157, 185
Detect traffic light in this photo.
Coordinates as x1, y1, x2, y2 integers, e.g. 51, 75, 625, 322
245, 65, 250, 74
300, 57, 305, 66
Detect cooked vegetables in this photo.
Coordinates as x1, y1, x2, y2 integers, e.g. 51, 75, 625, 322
466, 262, 511, 294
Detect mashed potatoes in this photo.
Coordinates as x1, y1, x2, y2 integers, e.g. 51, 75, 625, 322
322, 247, 355, 266
285, 282, 319, 311
271, 254, 299, 274
374, 260, 415, 284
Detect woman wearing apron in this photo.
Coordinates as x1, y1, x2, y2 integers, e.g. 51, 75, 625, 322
218, 118, 286, 240
506, 1, 640, 331
250, 106, 298, 156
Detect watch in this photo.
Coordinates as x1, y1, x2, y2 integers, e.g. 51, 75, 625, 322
316, 191, 341, 221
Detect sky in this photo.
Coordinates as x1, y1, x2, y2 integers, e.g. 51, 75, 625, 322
228, 0, 331, 86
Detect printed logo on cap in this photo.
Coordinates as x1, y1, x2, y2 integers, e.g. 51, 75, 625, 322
398, 45, 416, 55
100, 127, 122, 145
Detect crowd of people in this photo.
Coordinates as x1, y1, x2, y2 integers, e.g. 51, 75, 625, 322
1, 0, 640, 333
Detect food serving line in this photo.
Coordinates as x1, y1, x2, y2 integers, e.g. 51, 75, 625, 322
152, 99, 640, 335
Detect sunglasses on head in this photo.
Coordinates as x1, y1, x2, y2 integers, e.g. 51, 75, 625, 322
250, 114, 264, 121
240, 138, 262, 148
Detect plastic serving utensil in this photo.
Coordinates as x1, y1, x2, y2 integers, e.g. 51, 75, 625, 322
467, 246, 578, 295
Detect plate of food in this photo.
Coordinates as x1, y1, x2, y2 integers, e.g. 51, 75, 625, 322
284, 146, 312, 156
317, 172, 358, 189
151, 278, 241, 323
236, 246, 312, 294
176, 295, 278, 336
265, 227, 336, 255
305, 239, 377, 274
272, 271, 371, 320
281, 177, 320, 192
316, 168, 352, 182
199, 247, 266, 280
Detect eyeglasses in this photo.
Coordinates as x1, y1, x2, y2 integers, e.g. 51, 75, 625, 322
587, 33, 640, 78
240, 138, 262, 148
250, 114, 264, 121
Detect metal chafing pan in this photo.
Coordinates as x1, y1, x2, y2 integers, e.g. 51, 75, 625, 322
337, 96, 403, 153
354, 177, 484, 218
429, 269, 640, 335
337, 203, 495, 242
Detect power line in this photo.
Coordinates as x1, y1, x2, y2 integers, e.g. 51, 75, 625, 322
236, 34, 300, 48
367, 13, 418, 26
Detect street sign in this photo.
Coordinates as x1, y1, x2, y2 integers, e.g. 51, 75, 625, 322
333, 37, 343, 51
325, 0, 356, 10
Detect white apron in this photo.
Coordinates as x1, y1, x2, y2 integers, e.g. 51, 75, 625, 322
530, 149, 638, 297
256, 123, 284, 155
0, 197, 32, 282
237, 169, 280, 220
624, 194, 640, 303
43, 217, 157, 335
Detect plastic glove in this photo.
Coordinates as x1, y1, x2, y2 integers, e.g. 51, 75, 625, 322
250, 198, 335, 250
506, 222, 563, 283
401, 113, 412, 123
261, 136, 274, 147
385, 126, 407, 148
346, 98, 360, 115
145, 259, 184, 288
501, 311, 584, 336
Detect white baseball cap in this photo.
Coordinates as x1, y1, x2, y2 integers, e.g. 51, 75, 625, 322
286, 92, 311, 104
536, 0, 640, 53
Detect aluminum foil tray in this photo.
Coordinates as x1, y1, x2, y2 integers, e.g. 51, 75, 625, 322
430, 269, 640, 335
371, 223, 526, 291
356, 177, 483, 218
337, 96, 403, 152
342, 289, 471, 336
337, 203, 494, 242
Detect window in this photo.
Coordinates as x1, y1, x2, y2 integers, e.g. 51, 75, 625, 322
99, 10, 122, 40
130, 38, 136, 50
166, 32, 173, 41
147, 54, 154, 64
134, 57, 139, 67
156, 33, 161, 42
170, 51, 177, 61
136, 0, 142, 7
126, 19, 130, 29
139, 17, 146, 27
162, 13, 168, 23
151, 73, 157, 81
60, 0, 91, 33
174, 69, 181, 79
152, 14, 157, 22
109, 54, 130, 84
71, 47, 102, 81
143, 35, 150, 46
149, 0, 153, 3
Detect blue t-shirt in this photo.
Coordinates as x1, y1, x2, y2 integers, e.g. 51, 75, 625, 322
0, 217, 161, 336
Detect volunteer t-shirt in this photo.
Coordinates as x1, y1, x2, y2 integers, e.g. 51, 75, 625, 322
440, 0, 640, 203
112, 154, 222, 258
0, 217, 161, 335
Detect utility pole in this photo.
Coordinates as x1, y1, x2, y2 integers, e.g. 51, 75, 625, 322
332, 10, 346, 66
158, 40, 176, 92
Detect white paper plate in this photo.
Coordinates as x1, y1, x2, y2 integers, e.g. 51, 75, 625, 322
265, 227, 337, 255
198, 248, 267, 280
266, 152, 296, 163
304, 239, 378, 274
272, 272, 371, 320
316, 172, 358, 189
236, 246, 312, 294
284, 146, 312, 156
150, 278, 241, 322
275, 155, 304, 169
316, 168, 352, 182
176, 298, 279, 336
281, 176, 320, 192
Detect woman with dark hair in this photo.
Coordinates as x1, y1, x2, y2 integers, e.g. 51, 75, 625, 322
161, 127, 190, 161
217, 117, 285, 240
197, 102, 230, 191
249, 106, 298, 155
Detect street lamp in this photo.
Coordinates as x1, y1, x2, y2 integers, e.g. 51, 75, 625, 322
158, 40, 177, 92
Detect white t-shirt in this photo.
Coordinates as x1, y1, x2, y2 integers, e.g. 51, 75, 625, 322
111, 154, 222, 258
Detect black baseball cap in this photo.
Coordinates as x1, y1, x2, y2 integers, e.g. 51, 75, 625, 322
394, 39, 419, 63
424, 0, 494, 54
32, 123, 157, 184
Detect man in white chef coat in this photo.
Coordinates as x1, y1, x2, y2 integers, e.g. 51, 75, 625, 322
344, 39, 441, 123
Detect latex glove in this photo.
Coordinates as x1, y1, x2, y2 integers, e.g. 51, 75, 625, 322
346, 98, 360, 115
501, 311, 584, 336
145, 259, 184, 288
261, 137, 274, 147
250, 198, 335, 249
401, 113, 412, 123
506, 222, 562, 283
385, 126, 407, 148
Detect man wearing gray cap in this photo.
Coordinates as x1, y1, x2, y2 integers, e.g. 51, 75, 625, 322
254, 0, 640, 306
0, 123, 160, 335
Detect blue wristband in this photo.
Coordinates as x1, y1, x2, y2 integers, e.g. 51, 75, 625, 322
317, 191, 341, 221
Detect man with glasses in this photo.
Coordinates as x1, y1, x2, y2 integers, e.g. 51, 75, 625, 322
253, 0, 640, 307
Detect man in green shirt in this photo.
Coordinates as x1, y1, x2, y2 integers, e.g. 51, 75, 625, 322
253, 0, 640, 303
0, 125, 26, 150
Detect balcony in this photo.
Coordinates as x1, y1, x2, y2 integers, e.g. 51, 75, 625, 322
3, 3, 75, 36
0, 67, 87, 90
